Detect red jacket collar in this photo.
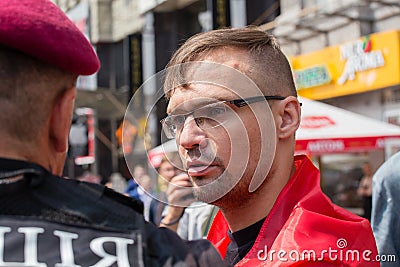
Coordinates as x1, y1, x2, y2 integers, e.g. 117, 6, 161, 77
207, 155, 378, 266
207, 155, 315, 257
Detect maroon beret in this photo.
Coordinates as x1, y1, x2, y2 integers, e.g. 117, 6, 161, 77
0, 0, 100, 75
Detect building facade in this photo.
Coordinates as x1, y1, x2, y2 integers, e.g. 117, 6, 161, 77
263, 0, 400, 211
264, 0, 400, 157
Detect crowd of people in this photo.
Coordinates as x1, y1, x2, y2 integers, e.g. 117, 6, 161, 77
0, 0, 398, 266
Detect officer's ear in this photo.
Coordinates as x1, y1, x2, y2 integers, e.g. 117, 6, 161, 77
49, 87, 77, 153
276, 96, 301, 139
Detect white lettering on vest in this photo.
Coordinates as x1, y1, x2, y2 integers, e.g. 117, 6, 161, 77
89, 237, 134, 267
0, 225, 137, 267
54, 230, 81, 267
0, 226, 47, 267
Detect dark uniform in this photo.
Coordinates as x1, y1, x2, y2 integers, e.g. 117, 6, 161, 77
0, 158, 224, 266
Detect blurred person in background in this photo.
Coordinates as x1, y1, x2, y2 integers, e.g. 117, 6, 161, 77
124, 164, 146, 200
371, 151, 400, 267
162, 27, 379, 266
76, 171, 102, 184
357, 162, 374, 221
149, 155, 179, 225
0, 1, 226, 265
106, 172, 128, 194
161, 172, 218, 240
157, 154, 180, 191
137, 174, 155, 221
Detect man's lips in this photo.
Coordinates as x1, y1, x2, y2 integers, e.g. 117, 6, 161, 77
185, 161, 211, 170
186, 163, 218, 176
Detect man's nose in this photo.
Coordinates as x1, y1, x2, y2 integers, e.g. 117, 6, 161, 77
177, 116, 206, 149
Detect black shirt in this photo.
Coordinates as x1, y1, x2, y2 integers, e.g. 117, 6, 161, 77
224, 217, 266, 266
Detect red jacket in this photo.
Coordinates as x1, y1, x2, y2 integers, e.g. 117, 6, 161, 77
207, 155, 379, 266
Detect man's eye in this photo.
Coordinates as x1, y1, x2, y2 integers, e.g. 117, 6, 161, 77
195, 117, 205, 126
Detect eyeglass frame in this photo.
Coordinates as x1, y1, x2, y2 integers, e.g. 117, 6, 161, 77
160, 95, 289, 138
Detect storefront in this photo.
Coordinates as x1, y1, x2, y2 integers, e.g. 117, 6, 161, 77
290, 30, 400, 213
290, 29, 400, 155
291, 30, 399, 100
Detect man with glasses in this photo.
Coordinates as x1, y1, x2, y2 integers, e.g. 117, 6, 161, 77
161, 27, 379, 266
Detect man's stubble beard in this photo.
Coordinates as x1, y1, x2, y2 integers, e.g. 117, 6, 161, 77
191, 166, 254, 210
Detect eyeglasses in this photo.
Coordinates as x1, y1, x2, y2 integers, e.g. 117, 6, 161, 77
161, 95, 286, 139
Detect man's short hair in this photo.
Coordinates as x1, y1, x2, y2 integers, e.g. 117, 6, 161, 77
164, 27, 297, 99
0, 46, 77, 142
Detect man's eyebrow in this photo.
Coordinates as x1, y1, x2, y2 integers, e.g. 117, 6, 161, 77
168, 107, 188, 115
168, 99, 223, 115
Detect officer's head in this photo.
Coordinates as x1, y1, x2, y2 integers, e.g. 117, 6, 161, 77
0, 0, 100, 175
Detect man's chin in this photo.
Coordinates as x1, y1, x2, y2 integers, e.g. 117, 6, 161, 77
191, 175, 239, 204
191, 176, 216, 187
192, 187, 224, 204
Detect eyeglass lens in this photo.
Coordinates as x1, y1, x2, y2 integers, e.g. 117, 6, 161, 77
162, 102, 234, 138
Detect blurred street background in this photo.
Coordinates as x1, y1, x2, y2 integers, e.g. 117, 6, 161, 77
53, 0, 400, 216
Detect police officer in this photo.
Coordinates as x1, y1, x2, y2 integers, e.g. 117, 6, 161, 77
0, 1, 225, 266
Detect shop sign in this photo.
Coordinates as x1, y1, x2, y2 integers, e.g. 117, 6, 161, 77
290, 30, 400, 100
294, 65, 331, 89
337, 36, 385, 85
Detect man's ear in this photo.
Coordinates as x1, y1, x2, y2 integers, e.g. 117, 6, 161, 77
276, 96, 301, 139
49, 87, 76, 153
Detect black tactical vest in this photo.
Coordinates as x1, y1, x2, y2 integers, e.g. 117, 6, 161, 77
0, 158, 226, 267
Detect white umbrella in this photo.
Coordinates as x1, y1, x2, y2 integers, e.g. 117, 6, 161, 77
296, 97, 400, 155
